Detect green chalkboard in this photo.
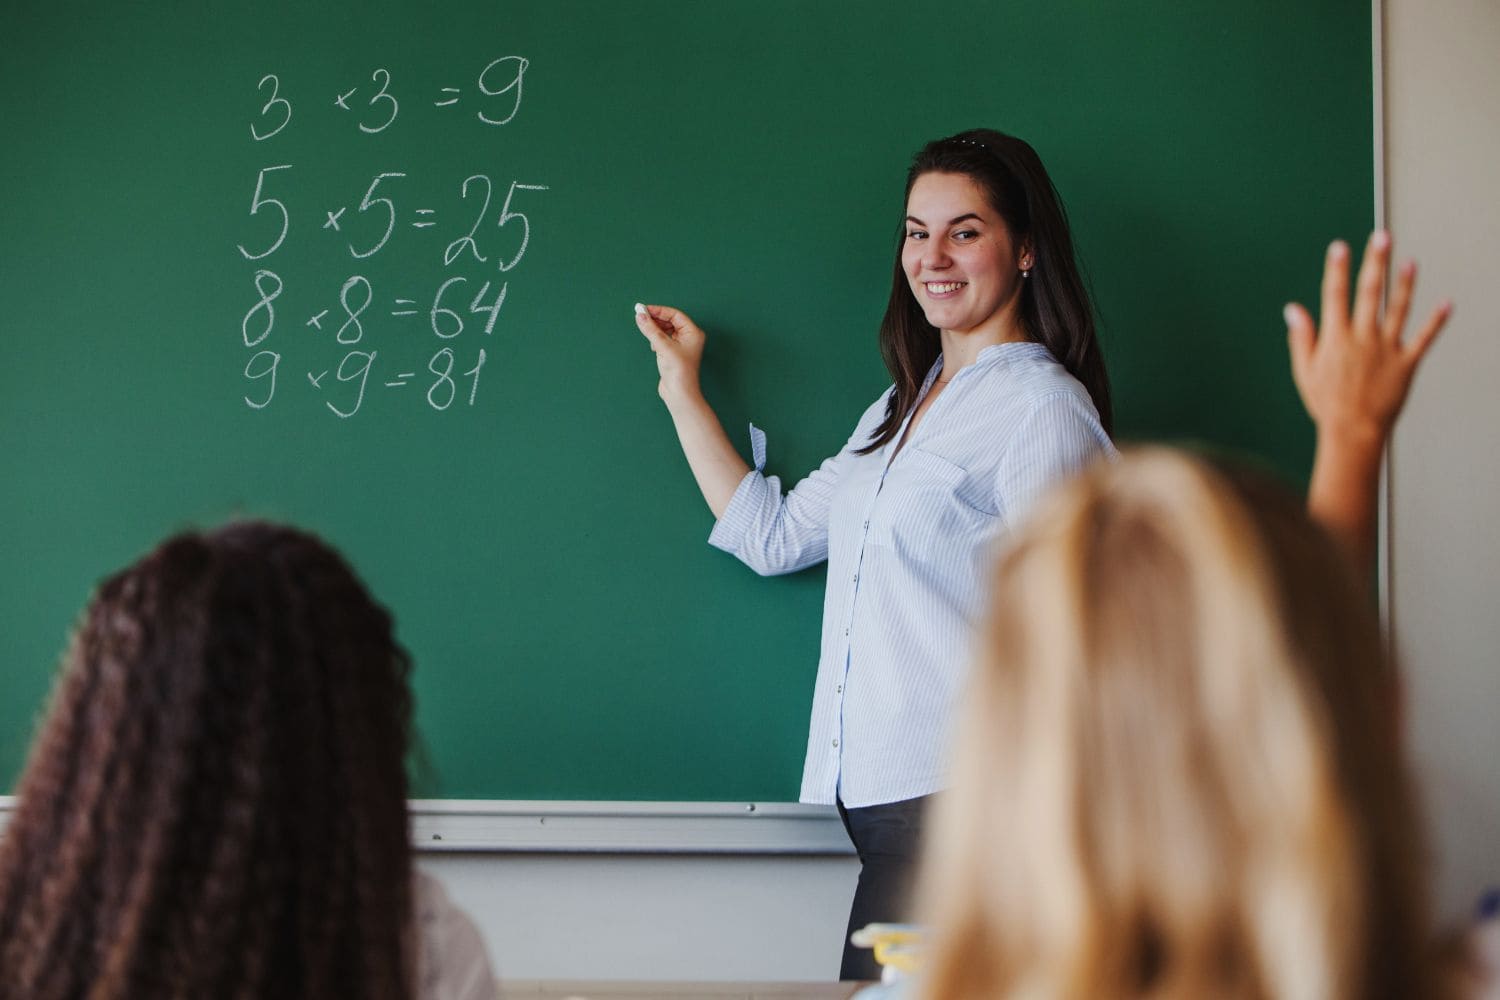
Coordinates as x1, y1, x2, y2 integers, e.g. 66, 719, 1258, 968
1, 2, 1371, 800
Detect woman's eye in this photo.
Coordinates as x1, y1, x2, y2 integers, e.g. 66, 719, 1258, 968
953, 230, 979, 241
906, 230, 927, 241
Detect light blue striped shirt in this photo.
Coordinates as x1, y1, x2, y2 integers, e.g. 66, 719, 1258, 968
709, 341, 1114, 807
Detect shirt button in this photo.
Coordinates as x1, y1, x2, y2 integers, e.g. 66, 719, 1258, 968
862, 519, 870, 530
852, 573, 859, 584
836, 684, 843, 693
843, 627, 849, 636
832, 739, 839, 748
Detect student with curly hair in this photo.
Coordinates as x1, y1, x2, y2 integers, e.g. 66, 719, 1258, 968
0, 522, 497, 1000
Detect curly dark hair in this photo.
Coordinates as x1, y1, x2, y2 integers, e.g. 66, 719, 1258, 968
0, 521, 416, 999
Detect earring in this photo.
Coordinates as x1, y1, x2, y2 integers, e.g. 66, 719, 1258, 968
1022, 268, 1031, 279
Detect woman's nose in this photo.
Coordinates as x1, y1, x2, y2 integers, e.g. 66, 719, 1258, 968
922, 242, 951, 269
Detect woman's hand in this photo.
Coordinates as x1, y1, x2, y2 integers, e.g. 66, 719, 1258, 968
636, 303, 707, 405
1286, 231, 1451, 571
1286, 231, 1450, 452
632, 302, 749, 516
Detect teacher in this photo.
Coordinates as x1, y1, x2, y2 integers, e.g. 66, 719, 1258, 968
635, 129, 1114, 980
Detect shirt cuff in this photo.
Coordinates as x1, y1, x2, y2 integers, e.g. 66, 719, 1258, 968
708, 423, 769, 553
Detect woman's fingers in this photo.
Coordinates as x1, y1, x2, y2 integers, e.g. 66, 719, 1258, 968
1406, 300, 1453, 365
1384, 260, 1417, 344
634, 303, 704, 344
651, 304, 703, 341
634, 312, 664, 349
1284, 301, 1317, 393
633, 304, 657, 330
635, 303, 676, 351
634, 301, 707, 403
1350, 230, 1391, 339
1320, 239, 1352, 339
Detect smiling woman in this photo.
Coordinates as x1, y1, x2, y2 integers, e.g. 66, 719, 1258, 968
903, 172, 1026, 340
634, 128, 1113, 980
869, 131, 1112, 455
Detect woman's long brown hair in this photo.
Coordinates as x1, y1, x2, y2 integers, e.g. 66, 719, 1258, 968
0, 522, 416, 1000
860, 128, 1112, 454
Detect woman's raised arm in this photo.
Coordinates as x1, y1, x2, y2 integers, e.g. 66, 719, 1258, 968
636, 303, 751, 517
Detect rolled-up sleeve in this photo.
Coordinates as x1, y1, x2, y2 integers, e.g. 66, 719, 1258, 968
708, 423, 842, 576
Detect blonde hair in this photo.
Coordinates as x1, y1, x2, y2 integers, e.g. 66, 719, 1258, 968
918, 448, 1439, 1000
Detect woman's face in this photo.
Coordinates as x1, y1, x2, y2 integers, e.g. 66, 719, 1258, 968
902, 171, 1029, 338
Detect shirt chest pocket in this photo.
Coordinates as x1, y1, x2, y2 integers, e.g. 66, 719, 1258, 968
869, 448, 998, 566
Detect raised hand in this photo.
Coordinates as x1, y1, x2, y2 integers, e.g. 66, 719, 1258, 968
1286, 231, 1450, 451
635, 303, 708, 403
1286, 231, 1451, 570
632, 302, 748, 515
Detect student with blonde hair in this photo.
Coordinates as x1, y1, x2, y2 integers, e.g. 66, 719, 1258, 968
919, 448, 1437, 998
892, 232, 1461, 998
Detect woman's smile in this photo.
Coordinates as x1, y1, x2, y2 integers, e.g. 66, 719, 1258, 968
903, 171, 1027, 341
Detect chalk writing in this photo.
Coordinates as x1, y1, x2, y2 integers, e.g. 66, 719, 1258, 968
328, 349, 376, 418
349, 172, 406, 259
242, 269, 282, 347
445, 174, 491, 265
244, 350, 280, 409
357, 69, 400, 134
427, 347, 487, 410
236, 56, 543, 415
336, 276, 372, 344
237, 164, 292, 260
496, 181, 548, 272
250, 74, 291, 142
476, 57, 527, 126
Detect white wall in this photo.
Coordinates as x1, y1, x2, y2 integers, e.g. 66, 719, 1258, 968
404, 801, 860, 981
421, 851, 858, 981
1384, 0, 1500, 920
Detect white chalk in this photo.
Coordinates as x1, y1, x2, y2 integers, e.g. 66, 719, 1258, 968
634, 302, 646, 315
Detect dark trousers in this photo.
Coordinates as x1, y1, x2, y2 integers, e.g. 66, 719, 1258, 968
836, 794, 930, 981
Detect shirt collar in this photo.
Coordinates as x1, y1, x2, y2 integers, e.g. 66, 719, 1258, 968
926, 340, 1053, 386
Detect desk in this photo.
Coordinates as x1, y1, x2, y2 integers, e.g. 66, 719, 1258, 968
497, 982, 865, 999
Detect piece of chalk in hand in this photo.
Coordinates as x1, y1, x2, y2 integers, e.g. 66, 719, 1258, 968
634, 302, 647, 315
